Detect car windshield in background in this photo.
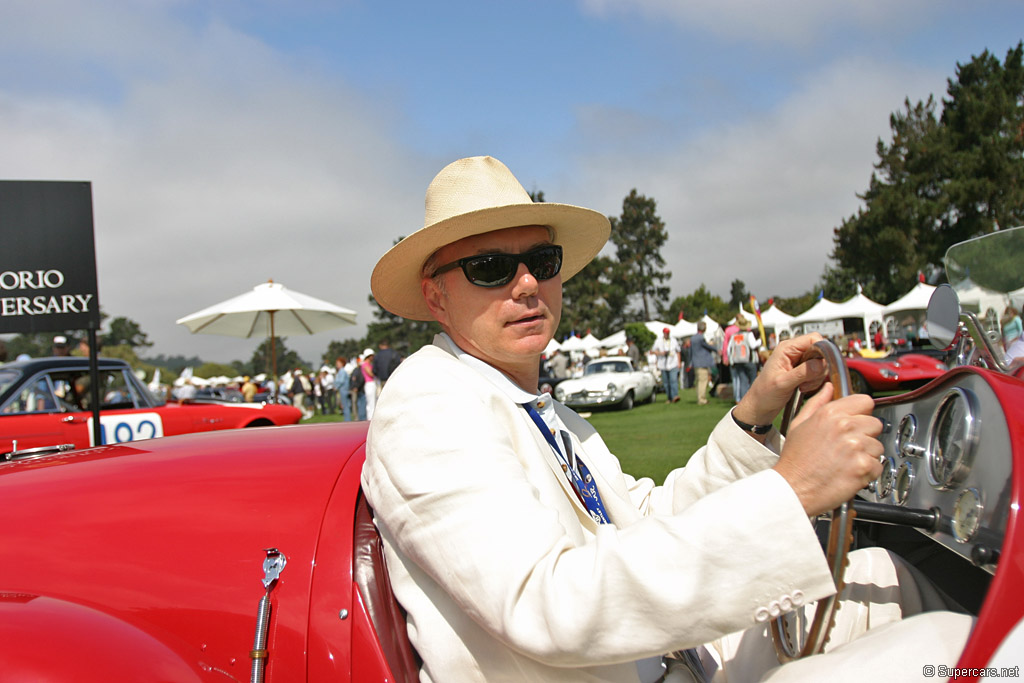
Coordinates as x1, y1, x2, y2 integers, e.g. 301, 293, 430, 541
585, 361, 630, 375
0, 368, 22, 397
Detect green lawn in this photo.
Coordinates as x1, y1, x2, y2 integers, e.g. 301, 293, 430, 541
303, 388, 736, 483
584, 391, 734, 483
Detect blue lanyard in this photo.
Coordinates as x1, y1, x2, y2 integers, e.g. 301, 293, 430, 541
523, 404, 610, 525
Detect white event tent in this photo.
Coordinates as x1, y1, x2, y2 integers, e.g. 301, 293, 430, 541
600, 329, 627, 349
882, 282, 936, 317
758, 304, 795, 338
581, 333, 603, 355
881, 282, 936, 340
789, 288, 885, 348
643, 320, 673, 337
671, 318, 698, 338
559, 334, 585, 352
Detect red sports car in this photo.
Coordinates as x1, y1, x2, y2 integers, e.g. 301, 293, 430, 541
0, 357, 302, 455
845, 351, 948, 396
0, 229, 1022, 681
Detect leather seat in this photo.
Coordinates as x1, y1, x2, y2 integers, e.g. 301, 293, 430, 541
353, 491, 421, 682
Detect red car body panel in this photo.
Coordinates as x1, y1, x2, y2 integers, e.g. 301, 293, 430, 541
1, 364, 1021, 680
0, 423, 385, 681
954, 369, 1024, 673
1, 401, 303, 454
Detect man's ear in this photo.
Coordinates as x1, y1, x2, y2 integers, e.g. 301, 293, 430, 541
422, 277, 449, 326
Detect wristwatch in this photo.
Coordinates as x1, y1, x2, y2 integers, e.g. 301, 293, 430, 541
731, 412, 773, 435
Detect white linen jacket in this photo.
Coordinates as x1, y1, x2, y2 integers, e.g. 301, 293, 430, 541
361, 336, 835, 682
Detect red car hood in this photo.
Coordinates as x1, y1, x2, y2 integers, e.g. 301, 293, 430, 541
0, 422, 368, 680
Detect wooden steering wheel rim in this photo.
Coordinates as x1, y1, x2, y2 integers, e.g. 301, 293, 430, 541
770, 340, 858, 662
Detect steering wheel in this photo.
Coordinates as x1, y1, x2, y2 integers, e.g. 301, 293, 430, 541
770, 339, 858, 662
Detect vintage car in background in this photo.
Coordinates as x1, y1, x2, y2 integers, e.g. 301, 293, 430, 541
0, 357, 302, 454
0, 229, 1022, 681
845, 351, 948, 396
553, 356, 656, 410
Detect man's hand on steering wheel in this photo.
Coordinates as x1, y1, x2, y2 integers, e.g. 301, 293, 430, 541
773, 389, 884, 517
734, 333, 828, 428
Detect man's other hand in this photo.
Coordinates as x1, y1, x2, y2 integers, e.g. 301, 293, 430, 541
773, 387, 883, 516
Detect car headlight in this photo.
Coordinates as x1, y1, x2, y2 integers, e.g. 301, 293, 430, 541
606, 382, 618, 392
935, 363, 947, 370
554, 386, 565, 400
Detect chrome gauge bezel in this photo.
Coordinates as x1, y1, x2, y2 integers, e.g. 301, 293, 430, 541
877, 456, 897, 499
896, 414, 918, 457
952, 487, 983, 543
894, 461, 914, 506
926, 387, 979, 490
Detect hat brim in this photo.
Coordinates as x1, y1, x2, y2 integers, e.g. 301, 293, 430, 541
371, 202, 611, 321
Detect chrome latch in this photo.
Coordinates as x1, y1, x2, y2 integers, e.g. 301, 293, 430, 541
262, 548, 286, 589
250, 548, 286, 683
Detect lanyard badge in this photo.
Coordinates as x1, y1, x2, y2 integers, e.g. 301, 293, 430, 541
524, 404, 610, 525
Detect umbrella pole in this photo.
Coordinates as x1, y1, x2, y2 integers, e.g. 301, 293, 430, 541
270, 311, 278, 388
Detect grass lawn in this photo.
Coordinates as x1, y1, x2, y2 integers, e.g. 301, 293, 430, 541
302, 387, 736, 483
583, 390, 734, 483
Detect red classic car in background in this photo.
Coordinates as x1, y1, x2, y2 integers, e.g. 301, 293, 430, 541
0, 357, 301, 455
845, 351, 948, 396
0, 228, 1022, 681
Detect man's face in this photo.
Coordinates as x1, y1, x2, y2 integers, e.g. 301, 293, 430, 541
422, 225, 561, 375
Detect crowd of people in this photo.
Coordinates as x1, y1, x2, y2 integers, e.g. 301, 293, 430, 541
539, 314, 773, 407
271, 339, 403, 420
167, 339, 403, 420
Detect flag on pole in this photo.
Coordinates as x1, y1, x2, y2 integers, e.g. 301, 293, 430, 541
749, 295, 767, 347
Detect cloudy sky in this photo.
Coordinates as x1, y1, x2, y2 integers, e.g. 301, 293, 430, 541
2, 1, 1021, 364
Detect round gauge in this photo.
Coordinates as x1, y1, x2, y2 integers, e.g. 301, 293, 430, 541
894, 462, 914, 506
896, 415, 918, 457
952, 488, 983, 543
926, 388, 978, 489
877, 457, 896, 499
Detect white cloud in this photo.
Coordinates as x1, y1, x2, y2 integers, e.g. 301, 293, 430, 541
565, 56, 947, 311
577, 0, 939, 46
0, 6, 429, 364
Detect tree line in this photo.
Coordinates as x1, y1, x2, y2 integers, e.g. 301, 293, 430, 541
7, 43, 1019, 378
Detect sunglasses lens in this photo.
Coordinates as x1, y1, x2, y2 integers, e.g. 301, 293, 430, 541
526, 247, 562, 280
460, 246, 563, 287
463, 254, 517, 287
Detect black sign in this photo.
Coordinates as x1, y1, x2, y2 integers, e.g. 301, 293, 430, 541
0, 181, 100, 334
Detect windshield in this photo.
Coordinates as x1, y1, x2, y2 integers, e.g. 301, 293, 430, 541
585, 361, 630, 375
944, 225, 1024, 347
945, 225, 1024, 294
0, 368, 22, 397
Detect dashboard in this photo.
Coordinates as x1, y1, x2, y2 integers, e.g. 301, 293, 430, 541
862, 371, 1011, 576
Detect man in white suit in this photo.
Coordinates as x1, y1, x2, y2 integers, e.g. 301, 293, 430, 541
362, 156, 971, 682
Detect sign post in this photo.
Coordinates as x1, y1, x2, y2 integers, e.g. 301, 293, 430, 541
0, 181, 103, 445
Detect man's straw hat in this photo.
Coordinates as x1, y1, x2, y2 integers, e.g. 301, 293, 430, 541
371, 156, 611, 321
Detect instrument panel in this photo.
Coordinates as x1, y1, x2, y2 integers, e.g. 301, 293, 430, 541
863, 373, 1011, 575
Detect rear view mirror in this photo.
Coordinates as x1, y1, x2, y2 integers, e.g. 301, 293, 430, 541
927, 284, 960, 350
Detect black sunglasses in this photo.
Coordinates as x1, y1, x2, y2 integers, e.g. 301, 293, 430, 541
430, 245, 563, 288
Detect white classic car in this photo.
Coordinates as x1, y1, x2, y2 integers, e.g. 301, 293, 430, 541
553, 357, 656, 410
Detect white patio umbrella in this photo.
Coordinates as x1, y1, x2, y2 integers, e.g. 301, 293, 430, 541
176, 280, 357, 381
